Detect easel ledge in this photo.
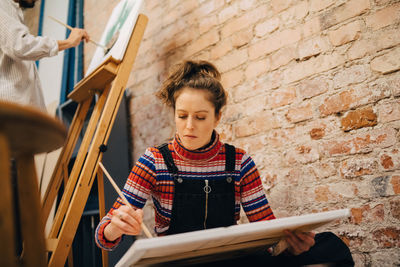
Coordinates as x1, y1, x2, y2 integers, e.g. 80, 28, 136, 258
68, 56, 121, 102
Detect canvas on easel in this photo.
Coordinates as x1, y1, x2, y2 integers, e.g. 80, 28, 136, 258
86, 0, 144, 76
116, 209, 350, 267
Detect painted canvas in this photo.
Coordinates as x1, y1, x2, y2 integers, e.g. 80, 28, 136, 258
116, 209, 350, 266
86, 0, 144, 76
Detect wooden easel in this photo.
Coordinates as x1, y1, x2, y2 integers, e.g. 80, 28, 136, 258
41, 14, 148, 267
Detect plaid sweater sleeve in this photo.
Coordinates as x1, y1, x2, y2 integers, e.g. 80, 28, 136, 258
95, 149, 157, 250
239, 152, 276, 222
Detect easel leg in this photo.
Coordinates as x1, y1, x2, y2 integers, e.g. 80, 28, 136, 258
97, 169, 109, 267
16, 155, 47, 267
0, 133, 18, 267
67, 249, 74, 267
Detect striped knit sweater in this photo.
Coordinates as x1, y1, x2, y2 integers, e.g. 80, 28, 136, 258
95, 133, 276, 250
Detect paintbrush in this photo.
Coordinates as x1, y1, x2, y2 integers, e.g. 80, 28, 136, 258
98, 162, 153, 239
48, 15, 108, 52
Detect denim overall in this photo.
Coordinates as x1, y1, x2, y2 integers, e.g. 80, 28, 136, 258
156, 144, 354, 266
158, 143, 237, 235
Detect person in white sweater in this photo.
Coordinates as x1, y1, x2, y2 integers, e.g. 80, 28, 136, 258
0, 0, 89, 110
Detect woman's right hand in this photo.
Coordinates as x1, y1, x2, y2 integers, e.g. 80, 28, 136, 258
104, 205, 144, 242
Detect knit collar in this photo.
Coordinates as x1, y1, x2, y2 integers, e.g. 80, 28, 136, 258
173, 131, 222, 162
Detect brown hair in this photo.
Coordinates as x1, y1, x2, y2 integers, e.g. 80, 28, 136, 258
156, 60, 227, 115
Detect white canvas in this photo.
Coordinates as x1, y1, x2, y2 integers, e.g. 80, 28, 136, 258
85, 0, 144, 76
116, 209, 350, 266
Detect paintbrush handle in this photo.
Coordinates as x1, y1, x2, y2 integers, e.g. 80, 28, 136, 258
98, 162, 153, 238
48, 16, 73, 31
48, 16, 107, 50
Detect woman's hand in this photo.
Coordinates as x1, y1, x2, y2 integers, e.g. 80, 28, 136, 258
283, 230, 315, 255
104, 205, 143, 242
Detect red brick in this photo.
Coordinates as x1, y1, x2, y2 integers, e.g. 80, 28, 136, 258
351, 204, 384, 224
216, 48, 248, 73
298, 36, 330, 60
371, 47, 400, 74
351, 205, 367, 224
232, 28, 253, 48
319, 0, 371, 30
298, 78, 330, 99
340, 234, 365, 249
323, 127, 397, 156
380, 154, 394, 169
286, 103, 314, 123
245, 59, 269, 80
365, 3, 400, 31
341, 107, 377, 132
390, 199, 400, 220
372, 227, 400, 248
310, 127, 325, 140
267, 87, 296, 109
319, 81, 391, 115
391, 175, 400, 194
319, 89, 355, 116
315, 186, 332, 202
255, 17, 280, 37
340, 157, 377, 178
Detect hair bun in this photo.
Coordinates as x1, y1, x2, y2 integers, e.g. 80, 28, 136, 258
183, 60, 221, 81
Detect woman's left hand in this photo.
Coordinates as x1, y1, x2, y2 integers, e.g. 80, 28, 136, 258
283, 230, 316, 255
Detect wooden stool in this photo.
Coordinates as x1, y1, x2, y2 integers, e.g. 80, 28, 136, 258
0, 101, 66, 267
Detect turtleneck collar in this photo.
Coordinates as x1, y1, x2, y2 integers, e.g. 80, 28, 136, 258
173, 131, 222, 162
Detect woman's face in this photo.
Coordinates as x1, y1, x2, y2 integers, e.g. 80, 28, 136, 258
175, 87, 220, 151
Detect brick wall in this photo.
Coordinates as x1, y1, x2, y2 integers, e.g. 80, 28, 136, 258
85, 1, 400, 265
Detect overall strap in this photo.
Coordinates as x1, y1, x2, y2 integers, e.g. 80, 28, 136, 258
157, 143, 179, 176
224, 143, 236, 173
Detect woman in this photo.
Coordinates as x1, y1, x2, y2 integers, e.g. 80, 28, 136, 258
95, 60, 353, 266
